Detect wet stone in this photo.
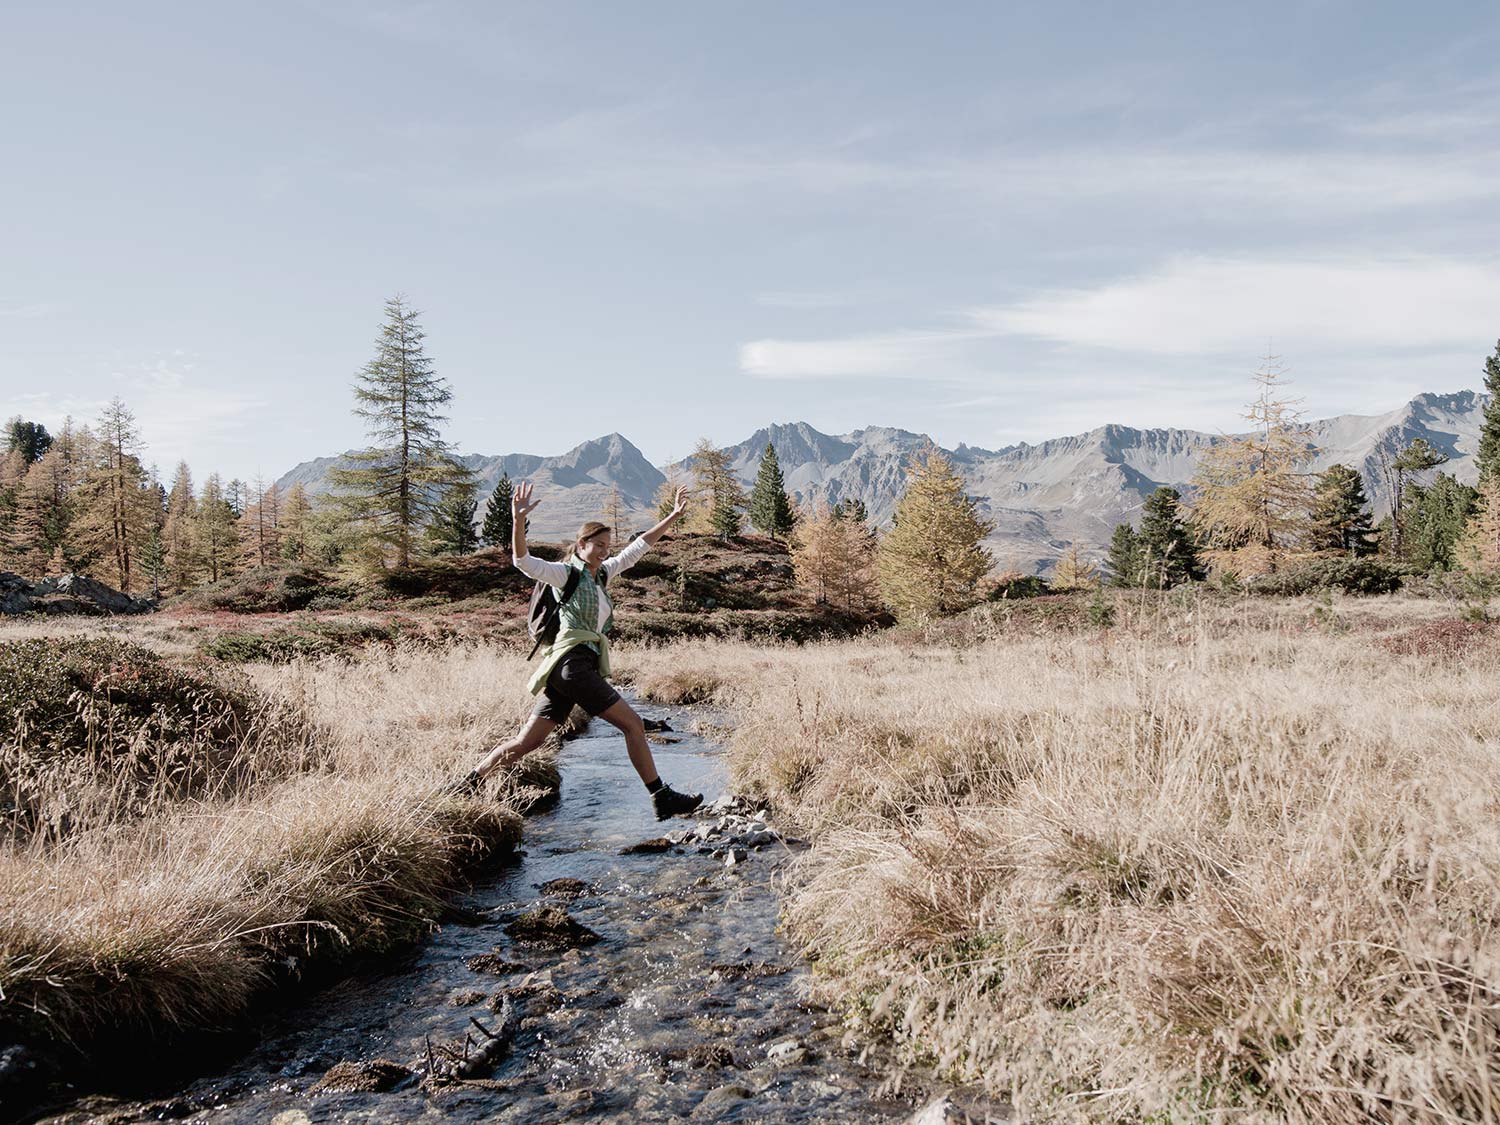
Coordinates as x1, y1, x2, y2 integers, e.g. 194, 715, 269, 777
537, 876, 590, 898
693, 1083, 754, 1116
766, 1038, 809, 1066
309, 1058, 412, 1094
681, 1041, 738, 1069
466, 950, 530, 975
620, 837, 674, 855
449, 989, 487, 1006
708, 960, 790, 980
504, 904, 603, 947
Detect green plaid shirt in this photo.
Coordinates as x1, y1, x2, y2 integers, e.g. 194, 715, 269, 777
558, 560, 609, 654
514, 534, 653, 659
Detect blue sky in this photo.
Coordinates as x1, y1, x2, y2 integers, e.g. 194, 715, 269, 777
3, 1, 1499, 485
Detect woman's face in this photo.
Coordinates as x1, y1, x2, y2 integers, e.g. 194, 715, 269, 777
577, 531, 611, 565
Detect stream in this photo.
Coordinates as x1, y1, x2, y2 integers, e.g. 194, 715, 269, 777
40, 698, 1006, 1124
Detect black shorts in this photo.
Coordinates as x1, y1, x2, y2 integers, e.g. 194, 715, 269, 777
531, 645, 621, 723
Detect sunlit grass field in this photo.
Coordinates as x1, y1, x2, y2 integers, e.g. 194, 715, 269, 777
627, 591, 1500, 1124
4, 588, 1497, 1123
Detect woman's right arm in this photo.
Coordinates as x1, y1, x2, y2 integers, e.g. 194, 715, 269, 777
511, 480, 570, 587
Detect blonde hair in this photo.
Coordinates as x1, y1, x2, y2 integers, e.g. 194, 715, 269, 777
565, 521, 610, 561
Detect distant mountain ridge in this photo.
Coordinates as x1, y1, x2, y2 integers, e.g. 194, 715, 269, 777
275, 389, 1490, 575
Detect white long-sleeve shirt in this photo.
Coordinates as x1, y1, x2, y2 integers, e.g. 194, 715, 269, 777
513, 534, 653, 633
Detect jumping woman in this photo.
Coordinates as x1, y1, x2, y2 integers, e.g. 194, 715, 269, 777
455, 480, 704, 819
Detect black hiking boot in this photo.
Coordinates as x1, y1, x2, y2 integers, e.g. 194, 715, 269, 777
652, 784, 704, 820
442, 770, 483, 798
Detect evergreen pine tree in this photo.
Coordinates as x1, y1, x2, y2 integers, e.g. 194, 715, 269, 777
328, 295, 473, 568
1476, 339, 1500, 487
832, 498, 869, 524
875, 444, 994, 622
1190, 356, 1316, 576
480, 474, 513, 548
748, 443, 796, 541
425, 483, 479, 555
1379, 437, 1449, 560
1306, 464, 1376, 557
1106, 523, 1143, 588
1136, 487, 1203, 588
5, 418, 52, 465
1401, 473, 1477, 573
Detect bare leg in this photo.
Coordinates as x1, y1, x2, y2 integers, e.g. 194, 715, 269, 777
596, 698, 659, 785
473, 714, 558, 778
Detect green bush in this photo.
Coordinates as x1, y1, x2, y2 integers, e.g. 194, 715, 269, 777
205, 619, 400, 664
174, 566, 341, 613
1245, 559, 1405, 597
989, 575, 1050, 600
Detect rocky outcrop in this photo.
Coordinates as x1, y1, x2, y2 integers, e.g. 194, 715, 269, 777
0, 573, 154, 616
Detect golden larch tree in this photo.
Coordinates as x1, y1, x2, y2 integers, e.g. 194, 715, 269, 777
1190, 356, 1315, 576
1052, 543, 1100, 591
875, 444, 994, 622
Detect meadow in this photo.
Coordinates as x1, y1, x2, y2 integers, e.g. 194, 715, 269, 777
628, 591, 1500, 1124
0, 634, 556, 1064
2, 585, 1497, 1123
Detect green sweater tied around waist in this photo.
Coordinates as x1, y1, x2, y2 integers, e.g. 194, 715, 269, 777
526, 626, 611, 696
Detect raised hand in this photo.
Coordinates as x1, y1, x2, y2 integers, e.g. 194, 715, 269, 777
512, 480, 542, 518
671, 485, 689, 516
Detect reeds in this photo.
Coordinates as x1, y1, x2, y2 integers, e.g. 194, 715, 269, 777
1, 641, 545, 1049
630, 595, 1500, 1123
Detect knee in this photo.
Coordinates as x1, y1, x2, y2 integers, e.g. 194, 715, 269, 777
615, 710, 645, 739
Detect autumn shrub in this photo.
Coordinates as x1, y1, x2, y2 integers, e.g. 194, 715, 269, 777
172, 565, 343, 613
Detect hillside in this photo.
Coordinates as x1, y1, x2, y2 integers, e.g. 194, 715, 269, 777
277, 389, 1491, 575
160, 534, 880, 660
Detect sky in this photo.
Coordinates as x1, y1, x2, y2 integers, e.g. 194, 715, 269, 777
3, 0, 1499, 485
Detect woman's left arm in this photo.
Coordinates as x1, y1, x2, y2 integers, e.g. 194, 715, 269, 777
605, 486, 689, 578
638, 485, 689, 548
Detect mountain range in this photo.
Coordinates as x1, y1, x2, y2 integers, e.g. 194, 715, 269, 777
275, 389, 1490, 575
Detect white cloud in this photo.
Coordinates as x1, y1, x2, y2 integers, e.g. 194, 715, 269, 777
978, 256, 1500, 356
740, 328, 986, 379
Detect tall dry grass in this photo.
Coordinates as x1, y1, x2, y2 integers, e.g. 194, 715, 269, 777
630, 596, 1500, 1123
1, 641, 551, 1050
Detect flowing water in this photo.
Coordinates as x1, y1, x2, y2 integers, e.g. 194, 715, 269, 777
44, 698, 1004, 1124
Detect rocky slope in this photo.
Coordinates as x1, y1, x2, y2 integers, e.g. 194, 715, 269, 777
277, 390, 1489, 575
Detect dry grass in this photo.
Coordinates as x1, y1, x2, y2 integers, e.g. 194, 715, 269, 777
0, 641, 552, 1051
630, 593, 1500, 1123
